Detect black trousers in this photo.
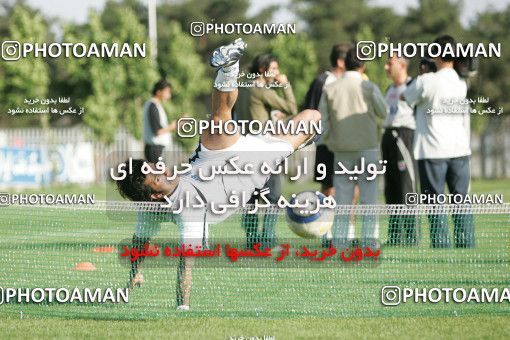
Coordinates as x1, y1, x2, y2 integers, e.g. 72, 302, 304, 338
381, 128, 416, 203
381, 127, 419, 245
144, 144, 164, 163
314, 144, 334, 189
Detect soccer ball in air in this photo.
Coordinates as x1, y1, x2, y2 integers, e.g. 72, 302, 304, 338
286, 191, 334, 238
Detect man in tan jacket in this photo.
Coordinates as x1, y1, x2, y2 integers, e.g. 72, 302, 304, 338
318, 47, 387, 247
235, 53, 297, 249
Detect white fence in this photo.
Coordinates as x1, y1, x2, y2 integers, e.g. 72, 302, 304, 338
0, 125, 185, 184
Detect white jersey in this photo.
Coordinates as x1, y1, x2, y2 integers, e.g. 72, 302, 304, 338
136, 134, 294, 245
383, 77, 415, 129
403, 68, 470, 160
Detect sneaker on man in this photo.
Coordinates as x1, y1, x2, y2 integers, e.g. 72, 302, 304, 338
210, 38, 247, 69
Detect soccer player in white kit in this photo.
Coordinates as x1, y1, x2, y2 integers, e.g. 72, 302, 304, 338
116, 38, 321, 310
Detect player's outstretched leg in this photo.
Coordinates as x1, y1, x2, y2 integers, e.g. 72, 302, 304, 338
127, 234, 149, 289
175, 39, 247, 311
201, 38, 246, 151
210, 38, 247, 69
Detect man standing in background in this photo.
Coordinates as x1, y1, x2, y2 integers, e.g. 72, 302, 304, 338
403, 35, 474, 248
303, 43, 351, 247
236, 53, 297, 248
382, 56, 418, 246
304, 43, 351, 197
143, 79, 177, 163
319, 47, 387, 248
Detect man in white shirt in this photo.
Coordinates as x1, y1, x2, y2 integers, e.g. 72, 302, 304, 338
403, 35, 474, 248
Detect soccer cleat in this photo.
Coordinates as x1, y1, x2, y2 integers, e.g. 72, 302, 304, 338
210, 38, 247, 69
176, 305, 190, 311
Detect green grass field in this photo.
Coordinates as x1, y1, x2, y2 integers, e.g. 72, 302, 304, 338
1, 179, 509, 339
2, 315, 510, 339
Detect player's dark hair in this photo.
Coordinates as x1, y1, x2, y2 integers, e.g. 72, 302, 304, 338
116, 159, 154, 201
249, 54, 277, 74
152, 79, 172, 96
345, 47, 364, 71
329, 43, 351, 68
431, 35, 457, 62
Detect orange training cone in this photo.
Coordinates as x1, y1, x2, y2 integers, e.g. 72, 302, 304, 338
74, 262, 96, 271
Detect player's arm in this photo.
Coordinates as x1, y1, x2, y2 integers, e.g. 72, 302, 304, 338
201, 89, 241, 150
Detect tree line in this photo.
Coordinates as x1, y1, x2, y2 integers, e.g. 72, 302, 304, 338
0, 0, 508, 154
